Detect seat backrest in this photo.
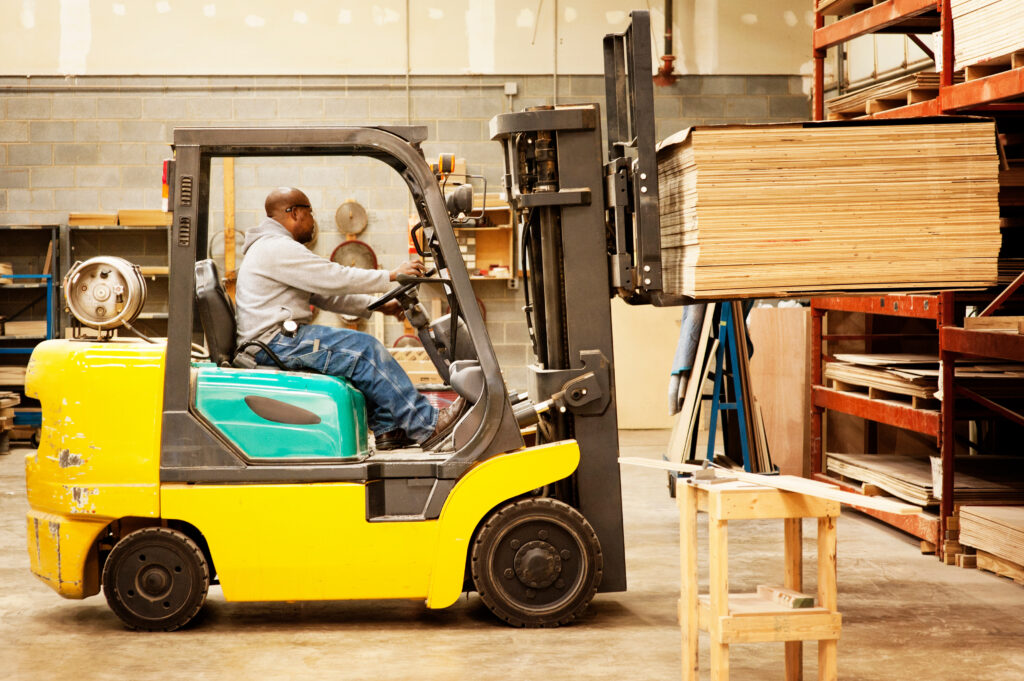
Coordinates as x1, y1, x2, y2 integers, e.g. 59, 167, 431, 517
194, 259, 237, 366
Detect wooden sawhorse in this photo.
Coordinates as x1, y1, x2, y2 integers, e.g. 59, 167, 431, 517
678, 478, 842, 681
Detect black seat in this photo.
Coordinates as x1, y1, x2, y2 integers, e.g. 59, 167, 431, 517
194, 259, 286, 369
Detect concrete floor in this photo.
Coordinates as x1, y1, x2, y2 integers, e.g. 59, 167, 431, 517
2, 430, 1023, 680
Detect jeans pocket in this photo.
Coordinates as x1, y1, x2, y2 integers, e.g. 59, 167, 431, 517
294, 348, 333, 373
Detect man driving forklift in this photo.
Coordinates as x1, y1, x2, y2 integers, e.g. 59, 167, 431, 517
235, 186, 464, 450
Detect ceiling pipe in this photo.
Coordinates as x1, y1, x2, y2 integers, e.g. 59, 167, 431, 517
653, 0, 678, 87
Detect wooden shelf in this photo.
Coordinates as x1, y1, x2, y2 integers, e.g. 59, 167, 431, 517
697, 594, 840, 644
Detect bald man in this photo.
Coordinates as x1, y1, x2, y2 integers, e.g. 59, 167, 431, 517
235, 187, 462, 450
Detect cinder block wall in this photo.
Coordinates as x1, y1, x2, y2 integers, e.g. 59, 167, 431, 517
0, 74, 808, 387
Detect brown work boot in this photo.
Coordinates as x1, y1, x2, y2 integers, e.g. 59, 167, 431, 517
375, 429, 416, 451
419, 397, 466, 450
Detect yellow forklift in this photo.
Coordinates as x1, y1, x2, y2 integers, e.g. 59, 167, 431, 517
25, 11, 666, 630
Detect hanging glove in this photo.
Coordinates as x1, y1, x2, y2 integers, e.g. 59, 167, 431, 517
668, 370, 689, 415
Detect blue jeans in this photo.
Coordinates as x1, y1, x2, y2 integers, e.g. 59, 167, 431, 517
255, 324, 438, 442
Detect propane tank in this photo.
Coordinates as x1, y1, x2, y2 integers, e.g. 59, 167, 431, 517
63, 256, 148, 333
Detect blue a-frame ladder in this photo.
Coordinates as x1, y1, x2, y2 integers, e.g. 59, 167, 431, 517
705, 303, 754, 472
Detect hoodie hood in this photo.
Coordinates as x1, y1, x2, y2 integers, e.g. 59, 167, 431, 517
241, 217, 291, 255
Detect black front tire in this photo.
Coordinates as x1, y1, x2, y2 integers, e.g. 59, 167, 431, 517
101, 527, 210, 631
471, 497, 602, 627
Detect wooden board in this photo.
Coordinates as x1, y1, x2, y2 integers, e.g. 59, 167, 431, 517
0, 367, 27, 386
656, 121, 1002, 298
964, 315, 1024, 331
68, 212, 117, 226
667, 304, 718, 463
0, 320, 47, 338
116, 209, 173, 226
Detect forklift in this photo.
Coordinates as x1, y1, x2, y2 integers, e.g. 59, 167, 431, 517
24, 10, 669, 630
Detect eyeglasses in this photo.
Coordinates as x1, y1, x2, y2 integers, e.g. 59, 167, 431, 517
285, 204, 312, 214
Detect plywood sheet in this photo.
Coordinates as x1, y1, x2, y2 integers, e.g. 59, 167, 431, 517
748, 306, 810, 476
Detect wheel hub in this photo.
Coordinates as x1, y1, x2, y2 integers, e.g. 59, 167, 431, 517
137, 565, 173, 600
513, 540, 562, 589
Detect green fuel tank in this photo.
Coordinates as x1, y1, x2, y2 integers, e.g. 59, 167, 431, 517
193, 365, 369, 460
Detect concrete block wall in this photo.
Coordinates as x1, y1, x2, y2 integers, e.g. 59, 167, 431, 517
0, 73, 808, 388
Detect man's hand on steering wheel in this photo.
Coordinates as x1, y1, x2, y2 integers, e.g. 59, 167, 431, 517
390, 260, 426, 281
377, 300, 406, 320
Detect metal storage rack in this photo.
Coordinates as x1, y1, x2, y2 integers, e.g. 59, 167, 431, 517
59, 223, 171, 338
0, 225, 59, 360
0, 225, 59, 444
810, 2, 1024, 561
813, 0, 1024, 119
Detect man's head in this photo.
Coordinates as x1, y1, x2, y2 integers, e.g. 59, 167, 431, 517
265, 187, 316, 244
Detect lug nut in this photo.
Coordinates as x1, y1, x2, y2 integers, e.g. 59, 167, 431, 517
560, 550, 571, 560
538, 529, 548, 540
504, 568, 514, 579
526, 589, 536, 600
555, 579, 565, 589
510, 539, 520, 549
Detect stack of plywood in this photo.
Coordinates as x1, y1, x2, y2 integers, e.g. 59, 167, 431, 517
826, 453, 1024, 506
656, 120, 1001, 298
959, 505, 1024, 571
0, 390, 20, 451
826, 72, 961, 119
951, 0, 1024, 71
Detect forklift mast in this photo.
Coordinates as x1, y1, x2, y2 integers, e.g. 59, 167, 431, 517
489, 10, 670, 593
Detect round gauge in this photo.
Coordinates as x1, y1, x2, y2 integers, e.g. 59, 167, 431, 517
335, 200, 368, 235
330, 239, 378, 271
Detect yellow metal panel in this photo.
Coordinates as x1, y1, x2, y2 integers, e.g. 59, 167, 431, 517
161, 441, 580, 607
161, 483, 440, 602
426, 440, 580, 608
24, 339, 163, 520
26, 510, 107, 599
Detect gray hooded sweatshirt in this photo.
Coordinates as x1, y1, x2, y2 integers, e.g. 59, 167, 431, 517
235, 217, 392, 345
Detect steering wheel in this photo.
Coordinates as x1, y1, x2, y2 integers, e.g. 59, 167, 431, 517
366, 268, 437, 312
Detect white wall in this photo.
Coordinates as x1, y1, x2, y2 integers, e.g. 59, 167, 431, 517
2, 0, 812, 76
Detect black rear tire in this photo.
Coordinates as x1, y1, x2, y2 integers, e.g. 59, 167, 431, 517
102, 527, 209, 631
470, 497, 602, 627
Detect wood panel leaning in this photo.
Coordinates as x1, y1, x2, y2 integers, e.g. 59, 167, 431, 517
678, 478, 841, 681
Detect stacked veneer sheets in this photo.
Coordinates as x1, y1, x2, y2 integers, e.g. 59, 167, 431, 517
656, 120, 1001, 298
826, 353, 1024, 401
951, 0, 1024, 71
826, 72, 963, 119
827, 453, 1024, 506
826, 453, 938, 505
959, 506, 1024, 567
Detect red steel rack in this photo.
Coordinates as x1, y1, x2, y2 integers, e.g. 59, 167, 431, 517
809, 1, 1024, 561
812, 0, 1024, 121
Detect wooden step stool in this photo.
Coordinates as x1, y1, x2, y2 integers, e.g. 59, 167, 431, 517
678, 478, 842, 681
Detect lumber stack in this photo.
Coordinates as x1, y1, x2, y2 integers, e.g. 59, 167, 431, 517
827, 353, 1024, 401
826, 452, 1024, 506
656, 120, 1001, 298
826, 72, 964, 119
959, 506, 1024, 569
0, 390, 20, 452
950, 0, 1024, 72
